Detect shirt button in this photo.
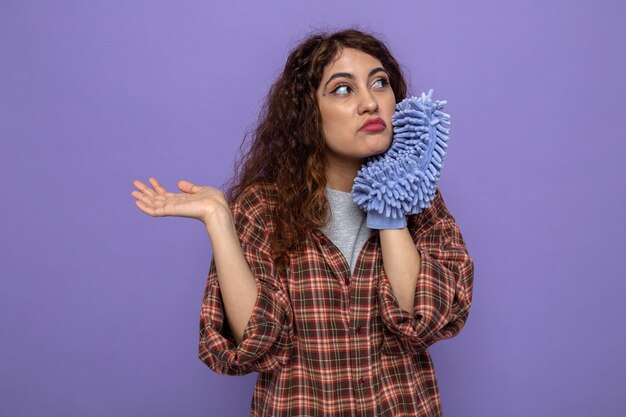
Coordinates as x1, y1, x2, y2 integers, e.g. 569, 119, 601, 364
359, 378, 367, 387
318, 236, 327, 245
355, 326, 362, 334
344, 277, 350, 285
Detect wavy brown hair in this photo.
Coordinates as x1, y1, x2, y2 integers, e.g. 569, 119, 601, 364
223, 27, 410, 273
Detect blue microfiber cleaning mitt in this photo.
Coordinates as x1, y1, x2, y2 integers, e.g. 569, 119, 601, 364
352, 89, 450, 229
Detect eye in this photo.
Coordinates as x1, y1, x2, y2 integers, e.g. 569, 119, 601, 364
373, 77, 390, 89
329, 77, 390, 96
331, 83, 351, 96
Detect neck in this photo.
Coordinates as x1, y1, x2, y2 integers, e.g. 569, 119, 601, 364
325, 156, 366, 193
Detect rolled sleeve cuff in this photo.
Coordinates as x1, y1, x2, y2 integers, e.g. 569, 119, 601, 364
199, 279, 293, 375
378, 248, 454, 353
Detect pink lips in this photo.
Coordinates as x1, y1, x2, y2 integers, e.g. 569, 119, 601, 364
361, 123, 385, 132
359, 117, 386, 132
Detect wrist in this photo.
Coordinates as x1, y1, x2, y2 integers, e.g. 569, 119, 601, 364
204, 205, 234, 234
366, 209, 407, 229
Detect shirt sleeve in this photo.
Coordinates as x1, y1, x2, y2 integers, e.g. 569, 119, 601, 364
377, 189, 474, 354
198, 187, 294, 375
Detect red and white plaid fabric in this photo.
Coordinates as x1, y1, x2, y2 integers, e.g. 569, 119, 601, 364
199, 183, 474, 416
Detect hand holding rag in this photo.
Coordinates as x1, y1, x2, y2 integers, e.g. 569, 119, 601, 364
352, 89, 450, 229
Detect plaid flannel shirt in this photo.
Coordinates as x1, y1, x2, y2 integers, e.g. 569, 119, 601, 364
199, 183, 474, 416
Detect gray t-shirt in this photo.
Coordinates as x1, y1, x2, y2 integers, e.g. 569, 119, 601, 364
322, 187, 373, 274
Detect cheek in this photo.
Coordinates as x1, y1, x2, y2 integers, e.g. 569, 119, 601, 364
321, 108, 348, 136
385, 97, 396, 117
321, 120, 341, 145
319, 106, 333, 128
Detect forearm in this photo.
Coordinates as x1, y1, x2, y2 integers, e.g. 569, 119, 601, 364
205, 210, 258, 345
379, 226, 421, 313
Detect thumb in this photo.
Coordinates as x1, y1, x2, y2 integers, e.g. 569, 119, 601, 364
177, 180, 200, 194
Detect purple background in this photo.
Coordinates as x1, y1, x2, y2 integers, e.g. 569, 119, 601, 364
1, 1, 625, 416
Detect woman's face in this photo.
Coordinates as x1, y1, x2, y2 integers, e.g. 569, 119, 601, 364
316, 47, 396, 167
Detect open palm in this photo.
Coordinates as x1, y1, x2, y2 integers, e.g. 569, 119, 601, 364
131, 177, 228, 224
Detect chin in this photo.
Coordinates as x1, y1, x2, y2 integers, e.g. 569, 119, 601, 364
370, 139, 392, 156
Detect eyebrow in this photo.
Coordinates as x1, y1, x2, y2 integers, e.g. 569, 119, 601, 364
322, 67, 388, 92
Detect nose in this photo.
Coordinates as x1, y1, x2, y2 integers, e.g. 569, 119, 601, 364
358, 89, 378, 114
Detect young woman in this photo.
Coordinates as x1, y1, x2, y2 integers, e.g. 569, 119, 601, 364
132, 28, 474, 417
